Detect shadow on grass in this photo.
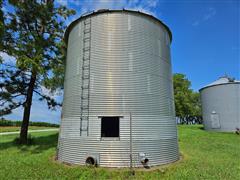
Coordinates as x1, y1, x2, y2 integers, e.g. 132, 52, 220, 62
0, 133, 58, 154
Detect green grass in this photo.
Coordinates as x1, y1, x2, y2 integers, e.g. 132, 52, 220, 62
0, 126, 58, 133
0, 119, 59, 127
0, 125, 239, 179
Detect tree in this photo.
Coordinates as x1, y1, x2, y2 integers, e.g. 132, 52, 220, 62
0, 0, 4, 55
173, 73, 202, 124
0, 0, 75, 144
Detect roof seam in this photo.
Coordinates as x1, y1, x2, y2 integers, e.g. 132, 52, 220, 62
64, 9, 172, 44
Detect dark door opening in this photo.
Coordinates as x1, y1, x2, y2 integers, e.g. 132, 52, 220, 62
101, 117, 119, 137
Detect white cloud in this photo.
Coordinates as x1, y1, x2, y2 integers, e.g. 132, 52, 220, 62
0, 52, 16, 64
60, 0, 160, 27
56, 0, 68, 6
146, 0, 158, 7
2, 6, 7, 12
203, 7, 216, 21
192, 7, 217, 27
40, 85, 63, 99
68, 0, 159, 17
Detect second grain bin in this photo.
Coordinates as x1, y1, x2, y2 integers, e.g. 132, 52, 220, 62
57, 9, 179, 167
200, 76, 240, 132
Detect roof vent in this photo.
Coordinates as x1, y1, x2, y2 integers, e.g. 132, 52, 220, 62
228, 77, 235, 82
97, 9, 109, 13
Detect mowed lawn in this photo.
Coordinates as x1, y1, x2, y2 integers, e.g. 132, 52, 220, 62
0, 126, 58, 133
0, 125, 239, 180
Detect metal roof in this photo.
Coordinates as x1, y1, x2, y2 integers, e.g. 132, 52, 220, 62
64, 9, 172, 44
199, 76, 240, 91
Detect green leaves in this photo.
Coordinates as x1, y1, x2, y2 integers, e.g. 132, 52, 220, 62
16, 53, 44, 74
0, 0, 75, 115
173, 73, 202, 123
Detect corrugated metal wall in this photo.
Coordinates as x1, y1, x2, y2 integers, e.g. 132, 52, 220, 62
200, 83, 240, 132
58, 11, 179, 167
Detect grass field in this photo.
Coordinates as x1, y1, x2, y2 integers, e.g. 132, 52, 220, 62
0, 126, 58, 133
0, 125, 239, 179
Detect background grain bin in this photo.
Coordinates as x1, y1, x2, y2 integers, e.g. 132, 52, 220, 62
199, 76, 240, 132
57, 9, 179, 167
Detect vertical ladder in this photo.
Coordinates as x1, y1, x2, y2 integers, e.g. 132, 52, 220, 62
80, 18, 91, 136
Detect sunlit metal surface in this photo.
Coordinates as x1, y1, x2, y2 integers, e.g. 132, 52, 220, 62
200, 77, 240, 132
58, 10, 179, 167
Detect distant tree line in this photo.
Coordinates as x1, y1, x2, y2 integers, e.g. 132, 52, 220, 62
173, 73, 202, 124
0, 119, 59, 127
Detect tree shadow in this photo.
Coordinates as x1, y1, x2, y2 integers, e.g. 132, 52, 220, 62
198, 127, 205, 130
0, 133, 58, 154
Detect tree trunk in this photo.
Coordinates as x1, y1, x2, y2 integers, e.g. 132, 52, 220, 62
19, 73, 36, 144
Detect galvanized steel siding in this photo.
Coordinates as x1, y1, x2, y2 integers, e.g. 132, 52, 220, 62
200, 83, 240, 132
58, 11, 179, 167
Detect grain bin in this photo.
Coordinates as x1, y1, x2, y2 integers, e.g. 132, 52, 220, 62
57, 9, 179, 167
200, 76, 240, 132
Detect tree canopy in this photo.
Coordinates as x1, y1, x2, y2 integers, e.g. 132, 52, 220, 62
173, 73, 202, 124
0, 0, 75, 143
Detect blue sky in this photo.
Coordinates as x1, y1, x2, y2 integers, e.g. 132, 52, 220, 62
3, 0, 239, 123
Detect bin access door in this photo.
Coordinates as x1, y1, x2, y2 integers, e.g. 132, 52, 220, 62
211, 113, 220, 129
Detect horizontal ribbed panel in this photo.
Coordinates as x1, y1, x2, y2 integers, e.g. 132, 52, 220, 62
59, 11, 179, 167
201, 83, 240, 132
58, 138, 178, 167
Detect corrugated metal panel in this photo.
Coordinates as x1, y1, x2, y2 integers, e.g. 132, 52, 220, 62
200, 82, 240, 132
58, 11, 179, 167
200, 76, 240, 90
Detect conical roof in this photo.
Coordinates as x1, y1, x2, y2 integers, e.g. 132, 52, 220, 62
199, 76, 240, 91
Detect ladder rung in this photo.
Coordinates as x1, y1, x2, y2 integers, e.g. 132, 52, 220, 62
82, 65, 90, 69
84, 29, 91, 34
81, 107, 89, 110
83, 47, 90, 51
81, 114, 88, 118
82, 83, 89, 88
81, 96, 89, 100
83, 56, 90, 61
81, 94, 89, 97
81, 97, 89, 101
82, 66, 90, 70
82, 80, 89, 84
84, 23, 91, 27
81, 127, 88, 131
82, 71, 90, 75
81, 116, 89, 120
81, 110, 88, 114
82, 63, 90, 68
81, 85, 89, 89
81, 101, 88, 106
83, 46, 91, 51
83, 37, 91, 42
84, 20, 91, 25
82, 72, 90, 76
82, 76, 89, 80
81, 106, 89, 110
